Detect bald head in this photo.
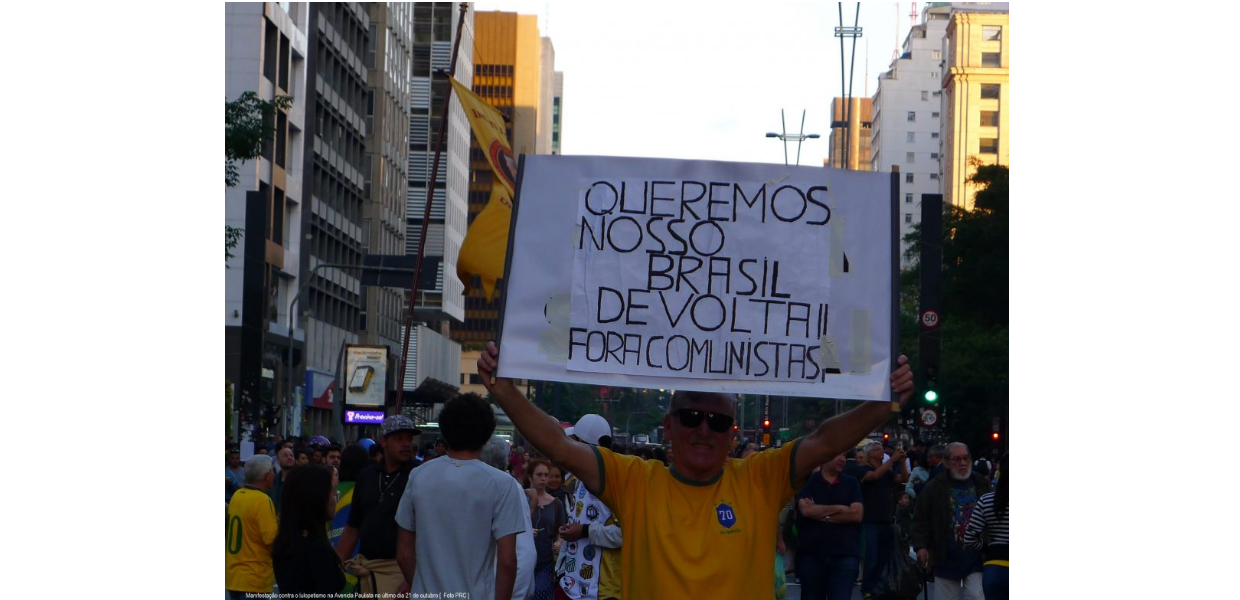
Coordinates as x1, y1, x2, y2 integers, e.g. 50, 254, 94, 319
668, 391, 738, 417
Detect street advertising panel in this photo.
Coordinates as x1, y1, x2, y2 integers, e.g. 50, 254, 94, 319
344, 409, 386, 425
498, 155, 897, 401
345, 345, 388, 407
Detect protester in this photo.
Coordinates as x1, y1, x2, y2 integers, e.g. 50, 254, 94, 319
844, 441, 907, 599
273, 465, 345, 595
324, 444, 342, 469
395, 394, 527, 600
481, 436, 537, 600
336, 416, 420, 597
916, 444, 948, 496
273, 445, 297, 513
964, 452, 1008, 600
525, 458, 567, 600
225, 455, 278, 600
478, 342, 914, 598
913, 442, 992, 600
546, 464, 571, 515
793, 453, 863, 600
555, 414, 623, 600
226, 450, 245, 501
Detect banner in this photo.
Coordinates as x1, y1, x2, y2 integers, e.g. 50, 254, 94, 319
451, 77, 517, 301
344, 345, 388, 407
497, 156, 895, 401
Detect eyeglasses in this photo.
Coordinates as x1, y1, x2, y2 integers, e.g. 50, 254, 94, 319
675, 409, 734, 433
949, 455, 971, 462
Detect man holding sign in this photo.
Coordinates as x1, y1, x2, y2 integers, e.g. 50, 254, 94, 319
478, 343, 912, 599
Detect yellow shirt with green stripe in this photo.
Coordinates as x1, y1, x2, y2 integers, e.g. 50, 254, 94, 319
225, 487, 279, 592
592, 439, 803, 600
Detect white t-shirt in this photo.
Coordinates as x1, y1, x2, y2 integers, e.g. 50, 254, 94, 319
396, 457, 528, 600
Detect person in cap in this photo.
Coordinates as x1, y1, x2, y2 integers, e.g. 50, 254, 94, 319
335, 415, 420, 596
555, 414, 624, 600
478, 342, 914, 599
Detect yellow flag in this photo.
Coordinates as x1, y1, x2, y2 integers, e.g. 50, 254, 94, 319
450, 78, 518, 301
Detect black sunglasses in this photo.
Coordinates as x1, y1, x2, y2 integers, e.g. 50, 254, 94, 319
675, 408, 734, 433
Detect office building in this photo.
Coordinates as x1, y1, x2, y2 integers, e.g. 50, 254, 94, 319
827, 97, 873, 171
941, 4, 1009, 209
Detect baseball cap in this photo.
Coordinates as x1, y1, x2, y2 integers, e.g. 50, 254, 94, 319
380, 415, 421, 438
571, 414, 611, 446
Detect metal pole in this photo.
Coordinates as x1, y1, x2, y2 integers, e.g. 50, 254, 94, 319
796, 109, 807, 166
780, 109, 789, 166
396, 2, 469, 414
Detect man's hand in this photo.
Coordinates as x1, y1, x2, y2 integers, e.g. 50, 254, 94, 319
552, 538, 562, 555
891, 355, 914, 407
776, 537, 787, 555
396, 581, 411, 596
559, 523, 585, 542
478, 342, 516, 395
797, 498, 816, 514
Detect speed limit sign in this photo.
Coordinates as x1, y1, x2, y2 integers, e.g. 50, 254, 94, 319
921, 310, 940, 328
920, 408, 939, 427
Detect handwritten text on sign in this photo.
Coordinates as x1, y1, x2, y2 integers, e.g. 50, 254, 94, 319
566, 177, 843, 382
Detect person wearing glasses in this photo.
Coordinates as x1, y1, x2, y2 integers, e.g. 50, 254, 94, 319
911, 442, 993, 600
477, 341, 914, 599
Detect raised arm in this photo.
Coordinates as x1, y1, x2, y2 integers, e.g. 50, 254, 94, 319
479, 342, 602, 495
794, 356, 914, 483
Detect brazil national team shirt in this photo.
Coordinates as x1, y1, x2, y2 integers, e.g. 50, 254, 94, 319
225, 487, 279, 592
592, 439, 803, 599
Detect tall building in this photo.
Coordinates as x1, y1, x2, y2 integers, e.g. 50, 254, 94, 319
552, 71, 564, 155
406, 2, 471, 329
870, 2, 953, 267
296, 3, 372, 435
827, 97, 873, 171
360, 3, 413, 355
452, 11, 557, 346
225, 3, 309, 438
941, 4, 1009, 209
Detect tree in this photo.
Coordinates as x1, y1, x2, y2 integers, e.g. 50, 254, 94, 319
900, 163, 1009, 449
225, 92, 292, 263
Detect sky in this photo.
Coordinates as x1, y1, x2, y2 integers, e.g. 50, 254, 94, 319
475, 1, 913, 166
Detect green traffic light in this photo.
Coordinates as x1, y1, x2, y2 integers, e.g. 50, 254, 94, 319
924, 390, 938, 402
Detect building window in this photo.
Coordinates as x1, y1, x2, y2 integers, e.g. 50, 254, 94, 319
907, 112, 916, 122
983, 25, 1002, 41
932, 50, 941, 60
930, 173, 939, 180
906, 173, 914, 184
905, 193, 913, 204
981, 111, 999, 127
905, 213, 913, 224
931, 153, 939, 159
981, 84, 1001, 99
982, 52, 1002, 67
906, 152, 915, 163
931, 132, 940, 139
921, 91, 929, 101
979, 138, 998, 154
931, 112, 940, 119
907, 132, 916, 143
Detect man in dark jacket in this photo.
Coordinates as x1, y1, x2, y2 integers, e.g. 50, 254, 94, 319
911, 442, 991, 600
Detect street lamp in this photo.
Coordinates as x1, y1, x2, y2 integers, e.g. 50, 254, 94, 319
765, 109, 820, 166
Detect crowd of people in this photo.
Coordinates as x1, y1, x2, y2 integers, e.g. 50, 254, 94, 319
224, 344, 1008, 600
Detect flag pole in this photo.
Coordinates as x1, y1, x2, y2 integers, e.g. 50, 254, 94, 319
395, 2, 469, 414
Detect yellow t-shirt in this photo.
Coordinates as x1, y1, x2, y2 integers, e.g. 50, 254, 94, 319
593, 439, 804, 600
597, 513, 622, 600
225, 487, 279, 592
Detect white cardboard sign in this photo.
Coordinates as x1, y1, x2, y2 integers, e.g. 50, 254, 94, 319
498, 156, 894, 401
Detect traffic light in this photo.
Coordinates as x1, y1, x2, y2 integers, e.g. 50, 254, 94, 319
923, 365, 939, 403
992, 431, 1000, 441
882, 432, 890, 442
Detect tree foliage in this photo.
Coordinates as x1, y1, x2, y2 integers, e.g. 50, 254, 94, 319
225, 92, 292, 263
900, 163, 1009, 450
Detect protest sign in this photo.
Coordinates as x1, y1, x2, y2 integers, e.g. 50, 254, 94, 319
498, 156, 896, 401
